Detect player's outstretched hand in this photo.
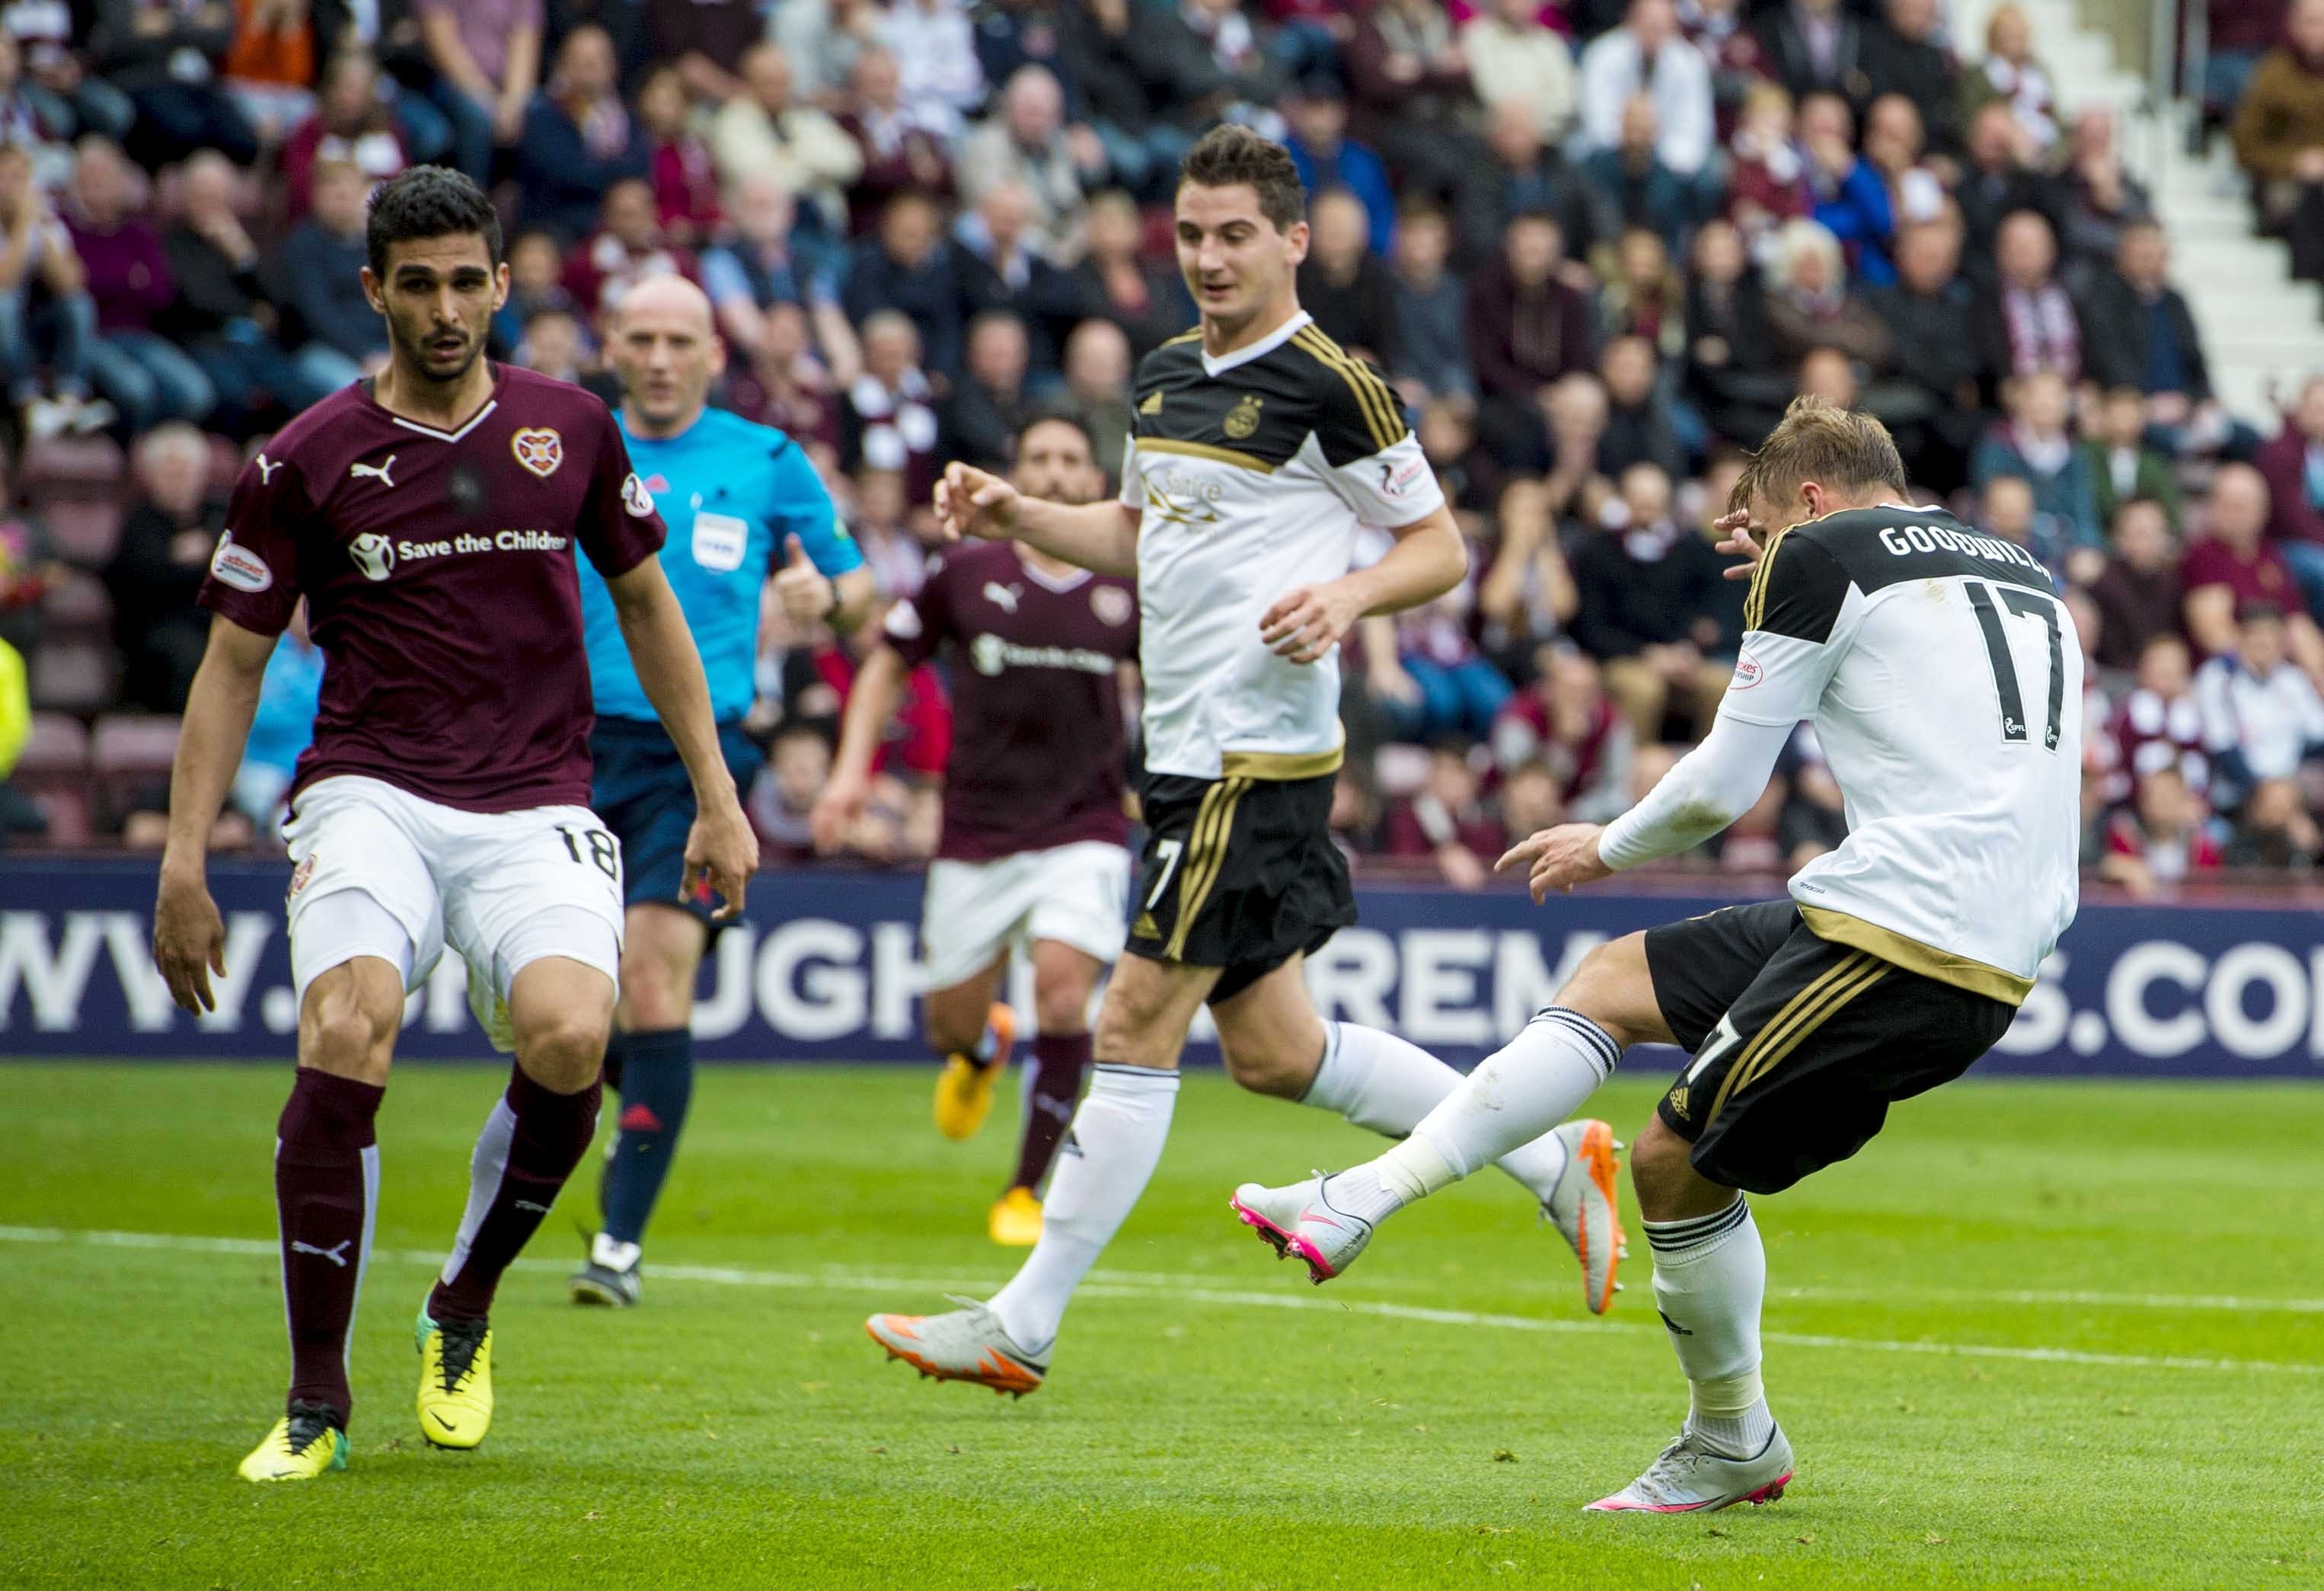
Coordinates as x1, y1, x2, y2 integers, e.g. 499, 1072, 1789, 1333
774, 534, 837, 628
1260, 580, 1363, 665
807, 770, 869, 855
682, 790, 761, 922
1713, 509, 1765, 582
154, 866, 227, 1014
933, 462, 1020, 542
1496, 823, 1614, 904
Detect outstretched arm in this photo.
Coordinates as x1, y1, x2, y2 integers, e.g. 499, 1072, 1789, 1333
934, 461, 1139, 577
604, 557, 760, 918
155, 618, 276, 1011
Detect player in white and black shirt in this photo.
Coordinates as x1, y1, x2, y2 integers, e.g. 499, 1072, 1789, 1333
865, 126, 1630, 1398
1236, 398, 2084, 1513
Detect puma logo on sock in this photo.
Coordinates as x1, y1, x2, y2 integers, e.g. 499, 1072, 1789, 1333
292, 1239, 352, 1267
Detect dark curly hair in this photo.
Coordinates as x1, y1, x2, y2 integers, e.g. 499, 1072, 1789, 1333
1177, 124, 1307, 234
366, 166, 504, 278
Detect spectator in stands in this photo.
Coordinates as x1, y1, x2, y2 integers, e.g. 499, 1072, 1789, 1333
1579, 0, 1714, 180
1973, 370, 2101, 567
1492, 646, 1632, 821
1861, 94, 1947, 233
843, 189, 965, 377
491, 227, 572, 353
0, 34, 66, 189
940, 311, 1033, 470
1754, 0, 1871, 115
1460, 0, 1578, 144
2112, 631, 2207, 794
1569, 458, 1728, 742
1598, 226, 1684, 364
730, 301, 841, 447
1974, 469, 2041, 558
88, 0, 260, 168
107, 423, 220, 713
563, 177, 699, 324
957, 181, 1086, 375
2198, 601, 2324, 855
1466, 211, 1594, 471
638, 0, 752, 104
1456, 100, 1614, 273
1761, 217, 1890, 374
1418, 391, 1505, 511
2080, 219, 2238, 458
842, 309, 942, 500
881, 0, 985, 136
1959, 2, 2056, 156
775, 0, 884, 109
0, 458, 59, 659
838, 46, 954, 235
415, 0, 541, 185
1800, 91, 1895, 285
1382, 744, 1498, 888
701, 175, 854, 373
713, 43, 865, 237
512, 26, 650, 243
1298, 186, 1398, 372
1342, 0, 1473, 205
969, 0, 1084, 113
1474, 474, 1577, 676
1282, 78, 1394, 259
0, 628, 39, 841
2089, 497, 2185, 675
1955, 101, 2055, 284
2099, 765, 2221, 897
637, 64, 720, 250
232, 599, 323, 826
1496, 756, 1564, 851
2054, 108, 2152, 289
1058, 316, 1134, 481
0, 142, 106, 439
1681, 0, 1767, 132
280, 51, 408, 222
65, 139, 213, 430
2182, 465, 2324, 677
1390, 202, 1472, 403
2086, 385, 2181, 535
2257, 374, 2324, 617
2233, 0, 2324, 283
8, 6, 135, 149
1582, 94, 1697, 254
164, 150, 346, 433
1682, 216, 1786, 443
1174, 0, 1286, 129
512, 304, 595, 386
1725, 82, 1812, 256
2207, 0, 2287, 131
1070, 188, 1191, 363
274, 159, 388, 372
958, 65, 1097, 265
1366, 539, 1510, 745
1861, 0, 1960, 158
1867, 219, 1987, 494
1598, 333, 1685, 477
751, 718, 841, 862
1981, 208, 2080, 387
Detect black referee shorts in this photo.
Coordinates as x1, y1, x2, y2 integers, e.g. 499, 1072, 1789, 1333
1644, 901, 2017, 1195
1125, 770, 1355, 1004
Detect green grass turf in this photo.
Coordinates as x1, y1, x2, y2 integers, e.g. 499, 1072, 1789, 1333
4, 1062, 2322, 1589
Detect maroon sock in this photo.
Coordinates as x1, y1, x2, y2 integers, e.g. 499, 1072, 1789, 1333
276, 1067, 385, 1418
1011, 1032, 1091, 1193
428, 1065, 601, 1324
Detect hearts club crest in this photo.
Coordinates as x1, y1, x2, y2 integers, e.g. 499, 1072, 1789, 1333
512, 427, 563, 478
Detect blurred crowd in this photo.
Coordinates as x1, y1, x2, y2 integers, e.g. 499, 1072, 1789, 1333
5, 0, 2324, 895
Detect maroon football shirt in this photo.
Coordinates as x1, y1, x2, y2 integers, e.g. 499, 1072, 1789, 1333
883, 541, 1138, 861
198, 365, 667, 813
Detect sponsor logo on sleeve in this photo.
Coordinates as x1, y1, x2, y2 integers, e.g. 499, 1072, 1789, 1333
1379, 453, 1429, 500
1731, 647, 1764, 691
884, 599, 923, 641
512, 427, 564, 478
208, 532, 273, 593
621, 471, 654, 517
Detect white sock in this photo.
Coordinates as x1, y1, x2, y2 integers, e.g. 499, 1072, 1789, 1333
986, 1064, 1178, 1353
1646, 1197, 1773, 1459
1301, 1020, 1583, 1206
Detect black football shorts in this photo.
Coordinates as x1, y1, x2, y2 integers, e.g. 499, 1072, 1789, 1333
1644, 900, 2017, 1195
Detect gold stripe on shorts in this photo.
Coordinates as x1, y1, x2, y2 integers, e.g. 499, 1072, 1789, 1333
1712, 954, 1889, 1123
1706, 951, 1869, 1124
1164, 777, 1250, 960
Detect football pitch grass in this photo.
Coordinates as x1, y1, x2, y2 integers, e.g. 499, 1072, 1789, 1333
5, 1063, 2321, 1589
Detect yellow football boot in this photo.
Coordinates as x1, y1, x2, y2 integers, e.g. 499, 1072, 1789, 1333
988, 1186, 1043, 1247
933, 1003, 1016, 1141
414, 1305, 493, 1450
237, 1403, 348, 1482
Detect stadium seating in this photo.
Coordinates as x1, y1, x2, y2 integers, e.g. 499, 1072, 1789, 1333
15, 713, 91, 845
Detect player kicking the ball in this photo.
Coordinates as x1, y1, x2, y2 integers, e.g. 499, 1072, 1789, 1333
152, 168, 757, 1482
1231, 398, 2082, 1511
812, 414, 1138, 1248
568, 276, 873, 1308
864, 126, 1621, 1396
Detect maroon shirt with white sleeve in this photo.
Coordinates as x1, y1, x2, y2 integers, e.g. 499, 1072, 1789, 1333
197, 366, 667, 813
882, 542, 1138, 861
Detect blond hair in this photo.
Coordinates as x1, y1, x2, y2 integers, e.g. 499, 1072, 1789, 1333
1729, 395, 1907, 516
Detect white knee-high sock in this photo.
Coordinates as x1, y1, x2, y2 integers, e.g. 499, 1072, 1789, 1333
1301, 1021, 1577, 1204
1646, 1197, 1773, 1458
986, 1064, 1179, 1353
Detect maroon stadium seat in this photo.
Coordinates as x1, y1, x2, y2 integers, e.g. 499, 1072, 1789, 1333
28, 641, 114, 714
39, 497, 126, 568
12, 713, 91, 845
91, 713, 182, 823
21, 434, 126, 491
38, 570, 111, 644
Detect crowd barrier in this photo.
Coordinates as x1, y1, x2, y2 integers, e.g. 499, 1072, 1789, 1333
2, 858, 2321, 1076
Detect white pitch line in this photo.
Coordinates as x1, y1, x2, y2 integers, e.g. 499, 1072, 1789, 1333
6, 1225, 2322, 1379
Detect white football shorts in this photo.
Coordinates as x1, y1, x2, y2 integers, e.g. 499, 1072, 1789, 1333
282, 775, 625, 1051
918, 839, 1132, 991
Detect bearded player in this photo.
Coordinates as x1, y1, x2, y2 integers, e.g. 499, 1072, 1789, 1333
568, 276, 873, 1308
864, 126, 1622, 1396
152, 168, 758, 1483
812, 414, 1137, 1248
